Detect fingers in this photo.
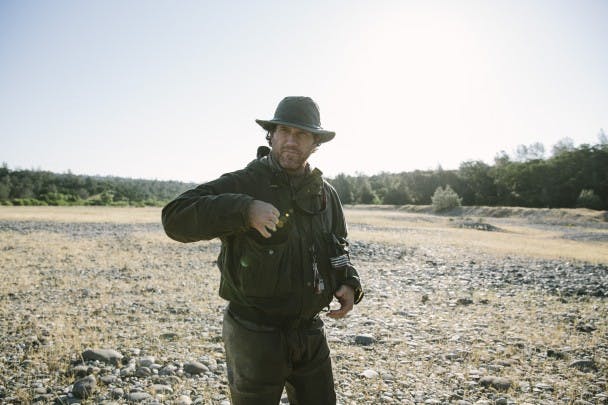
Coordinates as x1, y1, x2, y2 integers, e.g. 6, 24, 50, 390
327, 285, 355, 319
255, 224, 273, 238
327, 307, 348, 319
253, 217, 276, 238
261, 205, 279, 236
266, 213, 279, 232
327, 299, 353, 318
248, 200, 280, 238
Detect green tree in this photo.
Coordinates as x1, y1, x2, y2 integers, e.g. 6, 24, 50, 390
458, 160, 496, 205
383, 177, 411, 205
515, 142, 545, 161
494, 150, 511, 166
431, 185, 462, 212
354, 176, 378, 204
551, 137, 575, 157
576, 189, 602, 210
100, 190, 114, 205
407, 171, 441, 204
0, 180, 10, 200
329, 174, 354, 204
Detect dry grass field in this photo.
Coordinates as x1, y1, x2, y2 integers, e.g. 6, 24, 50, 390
346, 206, 608, 263
0, 206, 607, 404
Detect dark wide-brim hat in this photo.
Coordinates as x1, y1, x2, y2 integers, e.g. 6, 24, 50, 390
256, 96, 335, 143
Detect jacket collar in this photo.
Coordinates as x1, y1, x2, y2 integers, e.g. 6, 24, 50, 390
253, 153, 324, 194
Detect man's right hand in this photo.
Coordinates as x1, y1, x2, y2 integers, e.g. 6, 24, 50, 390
248, 200, 280, 238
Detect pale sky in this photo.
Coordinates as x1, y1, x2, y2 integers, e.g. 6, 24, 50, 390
1, 0, 606, 183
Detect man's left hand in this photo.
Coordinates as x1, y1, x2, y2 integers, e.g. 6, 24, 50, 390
327, 285, 355, 319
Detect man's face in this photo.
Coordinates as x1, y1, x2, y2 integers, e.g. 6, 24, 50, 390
270, 125, 317, 175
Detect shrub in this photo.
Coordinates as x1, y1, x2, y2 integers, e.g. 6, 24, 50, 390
431, 185, 462, 212
576, 189, 602, 210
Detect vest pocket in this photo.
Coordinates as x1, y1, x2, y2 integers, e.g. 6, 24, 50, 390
235, 236, 292, 298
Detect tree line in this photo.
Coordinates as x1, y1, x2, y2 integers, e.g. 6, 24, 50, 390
1, 136, 606, 210
329, 139, 608, 210
0, 164, 196, 206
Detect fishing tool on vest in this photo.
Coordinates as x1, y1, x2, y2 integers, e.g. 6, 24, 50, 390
310, 245, 325, 294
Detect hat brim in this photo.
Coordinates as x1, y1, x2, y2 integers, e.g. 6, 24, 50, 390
256, 119, 335, 143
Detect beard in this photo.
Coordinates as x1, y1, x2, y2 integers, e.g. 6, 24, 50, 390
273, 146, 312, 173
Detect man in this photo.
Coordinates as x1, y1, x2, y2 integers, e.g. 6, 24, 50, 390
162, 96, 363, 404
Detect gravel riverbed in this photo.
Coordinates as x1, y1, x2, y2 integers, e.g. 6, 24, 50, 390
1, 216, 607, 404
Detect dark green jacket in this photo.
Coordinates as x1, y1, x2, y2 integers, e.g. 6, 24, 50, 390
162, 154, 363, 324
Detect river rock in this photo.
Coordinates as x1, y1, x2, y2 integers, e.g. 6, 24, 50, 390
360, 369, 379, 378
479, 376, 512, 391
176, 395, 193, 405
184, 361, 209, 375
137, 356, 156, 367
111, 387, 125, 399
126, 391, 152, 402
120, 363, 136, 377
82, 349, 123, 365
569, 359, 597, 372
547, 348, 567, 359
355, 334, 376, 345
151, 384, 173, 394
456, 297, 474, 305
70, 365, 91, 378
160, 364, 178, 376
136, 366, 152, 377
100, 374, 118, 385
72, 375, 97, 399
576, 323, 597, 333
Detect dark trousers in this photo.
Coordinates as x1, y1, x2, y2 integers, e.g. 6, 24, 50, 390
222, 308, 336, 405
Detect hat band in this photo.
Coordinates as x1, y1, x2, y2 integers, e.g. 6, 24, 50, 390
270, 118, 324, 131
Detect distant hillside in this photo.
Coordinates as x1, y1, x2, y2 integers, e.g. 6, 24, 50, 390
0, 164, 196, 206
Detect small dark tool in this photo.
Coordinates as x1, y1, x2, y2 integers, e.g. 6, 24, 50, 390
257, 146, 270, 158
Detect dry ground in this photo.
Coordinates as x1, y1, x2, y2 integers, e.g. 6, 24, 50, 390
0, 206, 607, 404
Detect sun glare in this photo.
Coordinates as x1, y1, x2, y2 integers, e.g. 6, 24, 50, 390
330, 5, 486, 172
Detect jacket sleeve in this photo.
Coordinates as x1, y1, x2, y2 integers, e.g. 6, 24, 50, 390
162, 172, 254, 243
326, 183, 364, 304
